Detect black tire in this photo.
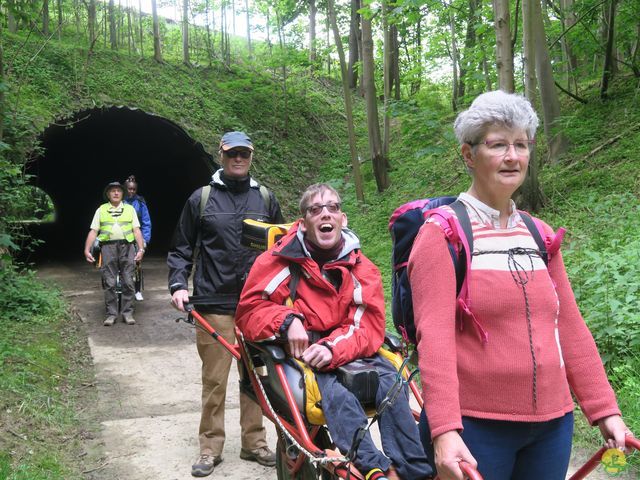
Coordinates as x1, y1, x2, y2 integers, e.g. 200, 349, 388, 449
275, 427, 336, 480
116, 271, 122, 314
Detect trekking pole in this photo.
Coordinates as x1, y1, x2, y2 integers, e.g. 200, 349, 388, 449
567, 436, 639, 480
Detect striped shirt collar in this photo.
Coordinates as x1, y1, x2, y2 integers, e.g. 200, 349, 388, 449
457, 192, 521, 228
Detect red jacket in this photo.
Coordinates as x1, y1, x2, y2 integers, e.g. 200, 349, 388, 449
236, 222, 386, 370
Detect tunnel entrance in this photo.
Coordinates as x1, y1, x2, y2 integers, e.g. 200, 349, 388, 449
26, 106, 216, 260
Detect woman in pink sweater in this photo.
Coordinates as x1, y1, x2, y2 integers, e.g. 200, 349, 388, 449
408, 90, 633, 480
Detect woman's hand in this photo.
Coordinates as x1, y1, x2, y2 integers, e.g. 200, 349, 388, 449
433, 430, 477, 480
598, 415, 634, 452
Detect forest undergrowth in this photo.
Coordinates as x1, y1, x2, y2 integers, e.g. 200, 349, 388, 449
1, 22, 639, 478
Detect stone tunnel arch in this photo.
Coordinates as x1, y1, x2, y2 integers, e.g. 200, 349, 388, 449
25, 106, 217, 260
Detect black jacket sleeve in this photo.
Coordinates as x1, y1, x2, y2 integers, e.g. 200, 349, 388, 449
167, 189, 200, 294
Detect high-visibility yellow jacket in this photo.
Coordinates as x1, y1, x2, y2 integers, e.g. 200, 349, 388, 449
97, 203, 135, 242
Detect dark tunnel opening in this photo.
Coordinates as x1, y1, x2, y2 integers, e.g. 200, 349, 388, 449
25, 106, 217, 261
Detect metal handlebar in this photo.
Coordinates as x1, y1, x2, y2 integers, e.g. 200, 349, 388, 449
568, 436, 639, 480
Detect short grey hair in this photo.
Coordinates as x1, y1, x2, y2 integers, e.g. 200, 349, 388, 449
299, 183, 342, 215
453, 90, 539, 145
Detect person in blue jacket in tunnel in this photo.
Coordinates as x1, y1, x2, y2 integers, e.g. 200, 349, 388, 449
124, 175, 151, 301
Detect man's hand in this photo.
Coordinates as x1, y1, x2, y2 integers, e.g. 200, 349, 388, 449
432, 430, 477, 480
134, 248, 145, 262
171, 289, 190, 311
287, 317, 309, 359
301, 344, 333, 369
84, 250, 95, 263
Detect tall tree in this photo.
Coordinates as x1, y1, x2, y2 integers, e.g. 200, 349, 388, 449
182, 0, 190, 65
347, 0, 360, 90
151, 0, 163, 62
448, 7, 461, 110
327, 0, 364, 202
492, 0, 515, 92
600, 0, 617, 98
383, 1, 391, 157
309, 0, 317, 64
84, 0, 97, 46
532, 0, 568, 162
519, 0, 543, 211
245, 0, 252, 55
108, 0, 117, 49
43, 0, 50, 36
57, 0, 63, 39
362, 11, 389, 191
138, 0, 144, 57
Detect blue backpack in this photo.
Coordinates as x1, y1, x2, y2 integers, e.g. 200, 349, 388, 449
388, 196, 562, 344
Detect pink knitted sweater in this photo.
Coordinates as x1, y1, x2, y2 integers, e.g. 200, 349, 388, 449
408, 194, 620, 439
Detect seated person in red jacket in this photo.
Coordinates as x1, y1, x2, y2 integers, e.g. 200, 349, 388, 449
236, 183, 432, 480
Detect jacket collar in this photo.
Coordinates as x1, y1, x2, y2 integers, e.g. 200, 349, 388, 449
211, 169, 259, 188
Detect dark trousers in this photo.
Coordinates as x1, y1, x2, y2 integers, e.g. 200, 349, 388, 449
419, 410, 573, 480
316, 355, 432, 479
101, 242, 135, 316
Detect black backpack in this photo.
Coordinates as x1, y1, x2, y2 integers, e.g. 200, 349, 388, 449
388, 196, 558, 344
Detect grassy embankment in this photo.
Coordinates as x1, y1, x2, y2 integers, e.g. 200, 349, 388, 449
2, 25, 639, 478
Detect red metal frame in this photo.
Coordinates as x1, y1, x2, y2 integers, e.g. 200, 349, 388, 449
568, 436, 639, 480
191, 307, 486, 479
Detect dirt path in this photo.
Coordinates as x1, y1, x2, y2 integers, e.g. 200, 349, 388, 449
39, 257, 277, 480
37, 258, 633, 480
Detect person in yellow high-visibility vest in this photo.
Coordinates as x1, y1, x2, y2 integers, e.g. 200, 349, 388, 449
84, 181, 145, 326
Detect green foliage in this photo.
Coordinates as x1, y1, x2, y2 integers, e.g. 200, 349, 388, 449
0, 262, 89, 479
561, 193, 640, 366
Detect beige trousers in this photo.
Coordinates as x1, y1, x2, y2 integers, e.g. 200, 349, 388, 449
196, 313, 267, 456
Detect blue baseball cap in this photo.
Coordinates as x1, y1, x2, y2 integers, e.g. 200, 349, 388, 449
219, 131, 254, 151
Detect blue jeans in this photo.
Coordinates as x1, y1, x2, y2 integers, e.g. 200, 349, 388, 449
420, 411, 573, 480
316, 355, 432, 479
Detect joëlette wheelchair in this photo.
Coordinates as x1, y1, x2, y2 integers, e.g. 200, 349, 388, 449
178, 294, 482, 480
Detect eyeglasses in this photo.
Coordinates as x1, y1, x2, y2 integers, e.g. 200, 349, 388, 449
476, 139, 535, 157
305, 202, 341, 216
224, 149, 252, 159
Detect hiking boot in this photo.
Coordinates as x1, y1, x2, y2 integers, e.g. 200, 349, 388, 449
191, 454, 222, 477
135, 291, 144, 301
103, 315, 116, 326
123, 314, 136, 325
240, 446, 276, 467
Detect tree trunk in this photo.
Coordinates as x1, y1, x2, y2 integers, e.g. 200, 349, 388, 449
600, 0, 617, 98
205, 0, 213, 63
151, 0, 162, 62
449, 9, 460, 111
182, 0, 190, 65
327, 0, 364, 202
87, 0, 97, 45
411, 13, 422, 95
459, 0, 478, 98
560, 0, 577, 91
383, 1, 391, 157
309, 0, 317, 64
109, 0, 117, 49
43, 0, 50, 36
519, 0, 543, 211
245, 0, 251, 55
57, 0, 63, 39
347, 0, 360, 90
127, 0, 133, 54
492, 0, 515, 92
532, 0, 568, 162
0, 24, 4, 143
362, 14, 389, 192
390, 24, 400, 100
138, 0, 143, 57
7, 0, 17, 33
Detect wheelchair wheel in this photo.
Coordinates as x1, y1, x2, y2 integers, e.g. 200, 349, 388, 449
275, 427, 336, 480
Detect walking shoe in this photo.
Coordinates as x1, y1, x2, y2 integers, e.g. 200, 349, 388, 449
123, 314, 136, 325
103, 315, 116, 326
240, 446, 276, 467
135, 291, 144, 301
191, 454, 222, 477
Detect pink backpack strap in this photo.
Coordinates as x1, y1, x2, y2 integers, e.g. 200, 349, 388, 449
425, 206, 489, 344
523, 212, 566, 261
